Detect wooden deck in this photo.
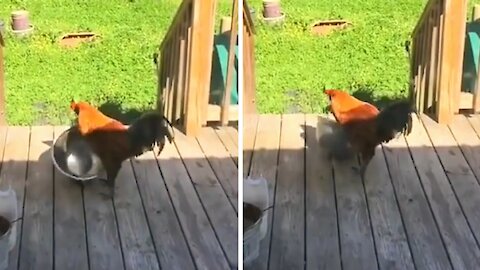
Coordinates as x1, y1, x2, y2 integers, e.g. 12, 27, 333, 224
0, 125, 238, 270
244, 113, 480, 270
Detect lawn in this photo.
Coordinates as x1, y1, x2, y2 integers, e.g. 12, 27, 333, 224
249, 0, 480, 113
1, 0, 233, 125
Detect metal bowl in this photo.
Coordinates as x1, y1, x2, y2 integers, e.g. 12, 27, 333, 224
51, 126, 103, 181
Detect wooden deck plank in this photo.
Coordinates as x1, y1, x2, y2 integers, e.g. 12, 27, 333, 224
268, 114, 305, 270
466, 113, 480, 138
304, 115, 341, 270
383, 136, 452, 270
130, 151, 195, 270
156, 140, 230, 270
0, 127, 29, 270
245, 114, 281, 270
406, 115, 480, 269
331, 121, 378, 270
423, 115, 480, 251
214, 126, 238, 165
174, 130, 237, 267
197, 127, 238, 211
450, 115, 480, 183
364, 144, 414, 269
225, 126, 238, 147
113, 160, 160, 270
83, 174, 124, 269
19, 126, 54, 270
243, 114, 259, 177
53, 126, 89, 270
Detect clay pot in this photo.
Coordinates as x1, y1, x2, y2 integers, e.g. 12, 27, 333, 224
263, 1, 282, 18
11, 10, 30, 31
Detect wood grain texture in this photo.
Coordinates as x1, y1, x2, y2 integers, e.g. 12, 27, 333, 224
157, 141, 230, 270
20, 126, 54, 270
268, 114, 305, 270
245, 114, 281, 270
131, 151, 195, 270
305, 115, 341, 270
407, 115, 480, 269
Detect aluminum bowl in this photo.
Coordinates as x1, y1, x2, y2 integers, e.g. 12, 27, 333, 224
51, 126, 103, 181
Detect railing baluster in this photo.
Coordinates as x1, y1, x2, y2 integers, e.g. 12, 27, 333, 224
175, 18, 187, 122
220, 0, 238, 125
170, 23, 181, 123
427, 5, 439, 113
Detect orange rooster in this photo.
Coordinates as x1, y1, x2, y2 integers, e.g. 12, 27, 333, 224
324, 89, 413, 177
70, 100, 127, 135
67, 100, 174, 196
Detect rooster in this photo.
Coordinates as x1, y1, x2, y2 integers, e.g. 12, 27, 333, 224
324, 89, 413, 177
68, 101, 174, 195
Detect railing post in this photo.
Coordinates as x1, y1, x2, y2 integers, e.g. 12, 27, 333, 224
184, 0, 217, 135
220, 0, 238, 125
436, 0, 467, 123
243, 0, 256, 115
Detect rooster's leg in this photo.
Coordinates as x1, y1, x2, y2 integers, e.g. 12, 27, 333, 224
106, 163, 121, 198
358, 147, 375, 179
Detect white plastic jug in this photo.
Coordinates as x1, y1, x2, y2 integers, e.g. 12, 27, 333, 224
243, 176, 269, 239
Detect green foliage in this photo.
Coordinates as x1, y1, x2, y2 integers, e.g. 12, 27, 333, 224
249, 0, 480, 113
1, 0, 232, 125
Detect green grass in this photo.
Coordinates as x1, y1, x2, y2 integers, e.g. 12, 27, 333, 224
1, 0, 232, 125
249, 0, 480, 113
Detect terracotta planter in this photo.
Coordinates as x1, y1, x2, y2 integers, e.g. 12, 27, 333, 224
263, 1, 281, 18
11, 10, 30, 31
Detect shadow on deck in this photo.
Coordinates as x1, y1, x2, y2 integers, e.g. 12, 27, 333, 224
0, 125, 238, 270
244, 113, 480, 270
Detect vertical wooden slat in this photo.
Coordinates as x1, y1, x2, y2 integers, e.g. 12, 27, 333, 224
170, 25, 181, 123
183, 6, 193, 117
175, 19, 187, 121
159, 49, 168, 114
427, 5, 439, 112
434, 1, 445, 115
408, 36, 417, 105
184, 0, 217, 135
420, 15, 433, 113
201, 1, 218, 126
436, 0, 467, 123
415, 29, 425, 111
243, 0, 257, 115
166, 41, 174, 121
452, 0, 468, 113
220, 0, 238, 125
473, 59, 480, 112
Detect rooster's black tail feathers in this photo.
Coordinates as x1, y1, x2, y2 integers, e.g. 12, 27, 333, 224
127, 111, 174, 157
376, 101, 413, 143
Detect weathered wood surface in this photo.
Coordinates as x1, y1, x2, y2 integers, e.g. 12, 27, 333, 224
244, 113, 480, 270
0, 126, 236, 270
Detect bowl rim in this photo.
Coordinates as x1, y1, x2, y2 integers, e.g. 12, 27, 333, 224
51, 126, 98, 181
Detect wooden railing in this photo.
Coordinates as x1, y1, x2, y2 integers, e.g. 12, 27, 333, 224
156, 0, 217, 136
410, 0, 467, 124
243, 0, 256, 115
